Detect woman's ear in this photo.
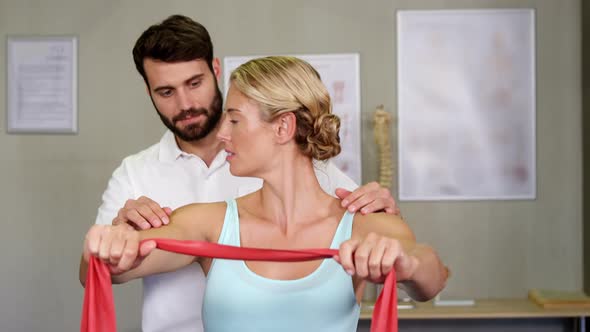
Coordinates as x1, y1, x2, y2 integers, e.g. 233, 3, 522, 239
274, 112, 297, 144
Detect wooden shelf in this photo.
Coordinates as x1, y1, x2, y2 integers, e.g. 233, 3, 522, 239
359, 298, 590, 320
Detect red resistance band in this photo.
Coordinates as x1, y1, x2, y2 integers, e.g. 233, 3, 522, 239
81, 239, 398, 332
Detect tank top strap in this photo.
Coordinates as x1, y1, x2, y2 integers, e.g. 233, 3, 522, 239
216, 199, 240, 245
330, 211, 356, 248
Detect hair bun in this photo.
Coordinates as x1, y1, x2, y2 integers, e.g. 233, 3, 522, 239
306, 113, 341, 161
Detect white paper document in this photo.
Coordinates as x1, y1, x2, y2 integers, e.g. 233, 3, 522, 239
397, 10, 536, 200
7, 36, 77, 133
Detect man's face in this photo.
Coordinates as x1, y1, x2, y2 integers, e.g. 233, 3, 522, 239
144, 58, 222, 142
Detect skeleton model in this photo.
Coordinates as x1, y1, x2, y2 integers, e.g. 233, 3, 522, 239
373, 105, 393, 189
362, 106, 395, 305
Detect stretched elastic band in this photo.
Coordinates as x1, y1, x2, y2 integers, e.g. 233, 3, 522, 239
81, 239, 397, 332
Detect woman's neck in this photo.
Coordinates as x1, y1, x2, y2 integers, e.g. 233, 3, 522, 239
256, 152, 336, 231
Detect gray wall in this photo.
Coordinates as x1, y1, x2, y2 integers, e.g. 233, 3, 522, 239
0, 0, 582, 331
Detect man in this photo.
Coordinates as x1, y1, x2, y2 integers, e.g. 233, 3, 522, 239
90, 14, 399, 332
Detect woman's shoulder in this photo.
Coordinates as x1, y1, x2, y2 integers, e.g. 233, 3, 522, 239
172, 201, 229, 218
169, 201, 229, 242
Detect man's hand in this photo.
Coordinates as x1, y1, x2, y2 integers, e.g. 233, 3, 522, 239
112, 196, 173, 230
335, 181, 400, 215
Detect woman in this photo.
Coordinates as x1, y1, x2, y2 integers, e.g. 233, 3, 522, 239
81, 56, 447, 331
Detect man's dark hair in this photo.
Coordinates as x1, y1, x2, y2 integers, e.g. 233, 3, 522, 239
132, 15, 214, 86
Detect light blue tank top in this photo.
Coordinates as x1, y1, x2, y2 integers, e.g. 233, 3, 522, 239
202, 199, 360, 332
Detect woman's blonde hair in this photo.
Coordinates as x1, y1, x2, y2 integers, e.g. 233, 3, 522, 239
230, 56, 341, 160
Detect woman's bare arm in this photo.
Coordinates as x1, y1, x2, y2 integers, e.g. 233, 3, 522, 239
344, 213, 448, 302
79, 202, 225, 286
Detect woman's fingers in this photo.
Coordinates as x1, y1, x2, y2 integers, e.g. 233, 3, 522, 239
375, 238, 399, 280
366, 237, 387, 280
365, 236, 401, 282
109, 226, 129, 266
117, 235, 140, 271
84, 224, 143, 275
84, 225, 104, 261
98, 226, 114, 262
341, 232, 407, 283
338, 239, 360, 276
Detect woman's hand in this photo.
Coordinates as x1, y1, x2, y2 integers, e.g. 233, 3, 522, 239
83, 224, 156, 275
334, 232, 419, 283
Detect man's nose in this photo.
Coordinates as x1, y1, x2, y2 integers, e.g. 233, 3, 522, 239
176, 89, 194, 111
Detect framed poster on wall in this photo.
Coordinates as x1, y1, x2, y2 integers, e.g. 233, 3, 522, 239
6, 36, 78, 134
397, 9, 536, 200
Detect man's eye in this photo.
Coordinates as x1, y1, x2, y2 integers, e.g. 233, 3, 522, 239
159, 89, 173, 97
230, 119, 238, 124
190, 80, 201, 88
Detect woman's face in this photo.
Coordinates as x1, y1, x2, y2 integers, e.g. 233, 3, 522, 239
217, 84, 276, 177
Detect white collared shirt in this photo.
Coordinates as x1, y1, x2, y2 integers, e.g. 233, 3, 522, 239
95, 130, 358, 332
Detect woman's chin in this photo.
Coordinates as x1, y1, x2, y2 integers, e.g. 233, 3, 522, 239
229, 165, 249, 178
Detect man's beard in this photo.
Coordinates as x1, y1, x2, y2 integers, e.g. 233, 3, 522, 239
155, 87, 223, 142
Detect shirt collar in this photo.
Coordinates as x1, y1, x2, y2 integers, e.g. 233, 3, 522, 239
208, 149, 229, 173
158, 130, 187, 162
158, 130, 228, 172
